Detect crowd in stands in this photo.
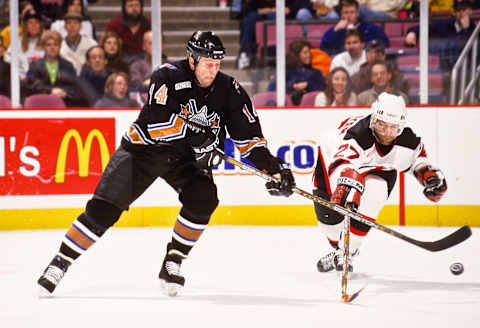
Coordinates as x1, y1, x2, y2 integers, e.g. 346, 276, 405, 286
0, 0, 479, 108
237, 0, 479, 106
0, 0, 153, 108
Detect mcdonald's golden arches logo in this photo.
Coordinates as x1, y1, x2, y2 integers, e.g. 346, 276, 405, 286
55, 129, 110, 183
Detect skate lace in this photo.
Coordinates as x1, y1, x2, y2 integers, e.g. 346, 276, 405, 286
165, 260, 181, 276
319, 251, 336, 269
44, 265, 65, 285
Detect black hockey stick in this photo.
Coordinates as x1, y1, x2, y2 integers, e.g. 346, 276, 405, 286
221, 153, 471, 252
181, 119, 472, 252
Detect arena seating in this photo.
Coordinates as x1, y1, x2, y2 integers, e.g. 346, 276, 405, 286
24, 94, 66, 108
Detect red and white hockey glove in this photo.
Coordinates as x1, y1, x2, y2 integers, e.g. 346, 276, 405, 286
331, 168, 365, 212
414, 165, 447, 202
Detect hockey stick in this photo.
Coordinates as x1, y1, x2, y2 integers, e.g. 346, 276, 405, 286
181, 119, 472, 252
218, 152, 471, 252
341, 215, 364, 303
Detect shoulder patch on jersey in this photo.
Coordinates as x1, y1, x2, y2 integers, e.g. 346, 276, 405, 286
344, 115, 375, 150
175, 81, 192, 90
396, 127, 421, 150
160, 63, 178, 70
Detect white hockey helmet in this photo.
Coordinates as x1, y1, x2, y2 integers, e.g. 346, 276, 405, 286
369, 92, 407, 136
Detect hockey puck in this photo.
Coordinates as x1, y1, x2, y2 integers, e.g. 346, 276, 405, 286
450, 262, 464, 275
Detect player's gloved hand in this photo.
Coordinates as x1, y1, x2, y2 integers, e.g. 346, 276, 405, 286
191, 132, 223, 168
265, 158, 296, 197
331, 168, 365, 212
414, 165, 447, 202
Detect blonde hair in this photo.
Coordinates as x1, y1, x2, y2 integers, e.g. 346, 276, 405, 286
104, 72, 129, 95
40, 30, 62, 48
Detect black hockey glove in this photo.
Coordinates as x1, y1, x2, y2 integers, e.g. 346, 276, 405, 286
414, 165, 447, 202
192, 133, 223, 168
265, 158, 296, 197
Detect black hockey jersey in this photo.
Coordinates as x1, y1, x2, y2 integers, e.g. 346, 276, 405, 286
122, 60, 277, 172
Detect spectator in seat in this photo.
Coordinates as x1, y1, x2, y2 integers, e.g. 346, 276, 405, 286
237, 0, 314, 70
105, 0, 151, 64
351, 39, 408, 95
30, 0, 65, 28
1, 0, 34, 50
129, 30, 168, 93
4, 10, 44, 80
100, 31, 130, 75
60, 12, 97, 75
79, 45, 111, 105
94, 72, 140, 108
404, 0, 476, 72
268, 39, 326, 105
357, 60, 408, 105
313, 0, 394, 20
329, 28, 366, 77
320, 0, 390, 57
314, 66, 357, 106
0, 36, 10, 97
22, 30, 89, 107
51, 0, 97, 41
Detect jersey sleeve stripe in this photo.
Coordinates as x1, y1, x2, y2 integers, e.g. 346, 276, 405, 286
147, 114, 187, 141
231, 137, 267, 156
124, 123, 155, 145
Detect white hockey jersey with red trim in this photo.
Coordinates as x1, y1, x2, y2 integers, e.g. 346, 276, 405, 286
314, 114, 432, 196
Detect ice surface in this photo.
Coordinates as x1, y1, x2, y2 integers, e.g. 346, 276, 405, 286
1, 226, 479, 328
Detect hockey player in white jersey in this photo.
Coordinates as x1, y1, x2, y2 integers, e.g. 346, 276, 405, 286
313, 92, 447, 272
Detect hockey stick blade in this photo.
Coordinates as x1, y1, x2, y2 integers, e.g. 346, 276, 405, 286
342, 286, 365, 303
180, 117, 472, 252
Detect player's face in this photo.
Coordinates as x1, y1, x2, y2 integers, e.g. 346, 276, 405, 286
298, 46, 311, 66
194, 57, 221, 88
340, 5, 359, 24
373, 119, 399, 145
331, 70, 347, 94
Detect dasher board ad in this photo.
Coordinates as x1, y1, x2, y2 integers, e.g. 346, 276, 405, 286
0, 107, 479, 228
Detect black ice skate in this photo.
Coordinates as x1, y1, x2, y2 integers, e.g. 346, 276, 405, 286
159, 252, 185, 297
37, 255, 71, 296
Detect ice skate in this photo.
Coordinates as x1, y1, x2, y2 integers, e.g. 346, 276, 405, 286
37, 255, 71, 297
159, 253, 185, 297
317, 249, 355, 273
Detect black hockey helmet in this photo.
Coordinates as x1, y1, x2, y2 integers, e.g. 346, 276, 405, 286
187, 31, 226, 64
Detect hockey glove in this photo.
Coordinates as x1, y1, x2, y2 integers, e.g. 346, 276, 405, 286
414, 165, 447, 202
331, 168, 365, 212
191, 132, 223, 168
265, 158, 296, 197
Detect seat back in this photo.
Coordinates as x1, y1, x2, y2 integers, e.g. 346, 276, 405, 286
299, 91, 321, 106
24, 94, 67, 108
0, 95, 12, 108
253, 91, 293, 106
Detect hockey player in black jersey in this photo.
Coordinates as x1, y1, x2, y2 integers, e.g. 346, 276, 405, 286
313, 92, 447, 273
37, 31, 295, 297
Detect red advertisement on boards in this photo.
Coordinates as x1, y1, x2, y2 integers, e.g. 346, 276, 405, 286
0, 118, 115, 195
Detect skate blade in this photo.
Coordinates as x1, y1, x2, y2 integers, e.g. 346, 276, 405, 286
159, 280, 182, 297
